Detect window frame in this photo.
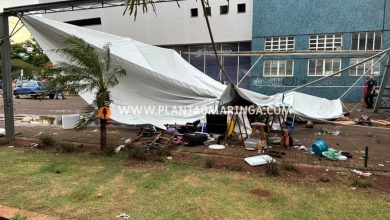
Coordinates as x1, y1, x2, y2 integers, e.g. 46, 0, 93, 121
264, 36, 295, 51
307, 59, 342, 76
190, 8, 198, 17
349, 58, 380, 76
220, 5, 229, 15
351, 31, 382, 51
204, 7, 211, 16
309, 34, 343, 51
237, 3, 246, 13
263, 60, 294, 77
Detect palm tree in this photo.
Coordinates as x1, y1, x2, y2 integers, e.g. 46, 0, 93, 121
54, 36, 126, 150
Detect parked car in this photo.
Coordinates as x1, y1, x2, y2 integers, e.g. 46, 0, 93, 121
13, 81, 55, 99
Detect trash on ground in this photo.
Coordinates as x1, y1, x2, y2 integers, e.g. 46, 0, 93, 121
351, 169, 372, 177
7, 145, 14, 148
91, 129, 99, 133
321, 128, 340, 136
30, 143, 39, 148
166, 156, 173, 160
244, 155, 276, 166
34, 131, 43, 137
208, 144, 225, 150
378, 164, 385, 167
0, 128, 5, 137
115, 145, 125, 153
354, 115, 371, 126
322, 148, 346, 161
116, 213, 130, 219
124, 138, 132, 144
305, 121, 314, 128
312, 139, 328, 156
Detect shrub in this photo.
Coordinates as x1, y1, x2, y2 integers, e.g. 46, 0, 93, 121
226, 165, 243, 172
265, 161, 280, 177
58, 143, 78, 153
0, 138, 11, 146
281, 162, 299, 173
10, 214, 27, 220
39, 134, 56, 147
156, 147, 172, 157
205, 158, 216, 169
352, 178, 372, 188
102, 145, 117, 156
128, 146, 147, 160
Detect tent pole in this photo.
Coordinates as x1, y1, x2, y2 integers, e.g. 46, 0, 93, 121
237, 55, 263, 86
0, 14, 15, 140
374, 52, 390, 113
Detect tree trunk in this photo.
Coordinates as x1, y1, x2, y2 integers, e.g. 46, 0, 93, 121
100, 118, 107, 150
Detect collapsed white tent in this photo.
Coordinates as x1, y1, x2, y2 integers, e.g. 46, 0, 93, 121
22, 16, 346, 128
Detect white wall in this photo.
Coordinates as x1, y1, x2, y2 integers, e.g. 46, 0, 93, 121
40, 0, 253, 45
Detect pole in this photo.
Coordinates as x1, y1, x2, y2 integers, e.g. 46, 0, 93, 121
364, 146, 369, 168
374, 53, 390, 112
0, 14, 15, 140
285, 48, 390, 93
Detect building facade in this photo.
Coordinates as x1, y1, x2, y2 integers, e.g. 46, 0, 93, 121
251, 0, 390, 101
31, 0, 390, 101
39, 0, 254, 88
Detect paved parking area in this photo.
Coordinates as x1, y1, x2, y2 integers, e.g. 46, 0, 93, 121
0, 95, 90, 116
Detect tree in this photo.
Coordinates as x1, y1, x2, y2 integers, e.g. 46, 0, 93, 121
54, 36, 126, 150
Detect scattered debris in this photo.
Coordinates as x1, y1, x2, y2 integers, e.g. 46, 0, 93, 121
0, 128, 5, 137
91, 129, 99, 133
115, 145, 125, 153
166, 156, 173, 160
30, 143, 39, 148
97, 193, 103, 198
378, 164, 385, 167
33, 132, 43, 137
354, 115, 371, 126
319, 175, 330, 182
124, 138, 132, 144
244, 155, 276, 166
208, 144, 225, 150
305, 121, 314, 128
320, 128, 340, 136
116, 213, 130, 219
351, 169, 372, 177
7, 146, 14, 148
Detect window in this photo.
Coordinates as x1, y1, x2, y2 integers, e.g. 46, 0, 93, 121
309, 34, 342, 51
308, 59, 341, 76
237, 3, 246, 13
351, 31, 382, 51
220, 5, 229, 15
191, 8, 198, 17
264, 36, 295, 51
65, 17, 102, 26
349, 58, 380, 76
204, 7, 211, 16
263, 60, 294, 77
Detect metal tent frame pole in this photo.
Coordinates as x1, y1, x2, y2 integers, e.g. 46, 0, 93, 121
374, 52, 390, 112
0, 15, 15, 140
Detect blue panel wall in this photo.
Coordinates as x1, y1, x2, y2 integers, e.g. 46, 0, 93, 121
250, 0, 389, 102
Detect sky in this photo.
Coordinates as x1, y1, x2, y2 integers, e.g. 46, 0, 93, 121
0, 0, 38, 43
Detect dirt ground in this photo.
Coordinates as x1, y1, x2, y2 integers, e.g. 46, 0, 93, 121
0, 95, 389, 191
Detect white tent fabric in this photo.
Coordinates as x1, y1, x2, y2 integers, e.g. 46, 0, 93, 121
22, 16, 346, 128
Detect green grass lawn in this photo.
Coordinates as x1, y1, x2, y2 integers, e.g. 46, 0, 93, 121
0, 147, 389, 219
